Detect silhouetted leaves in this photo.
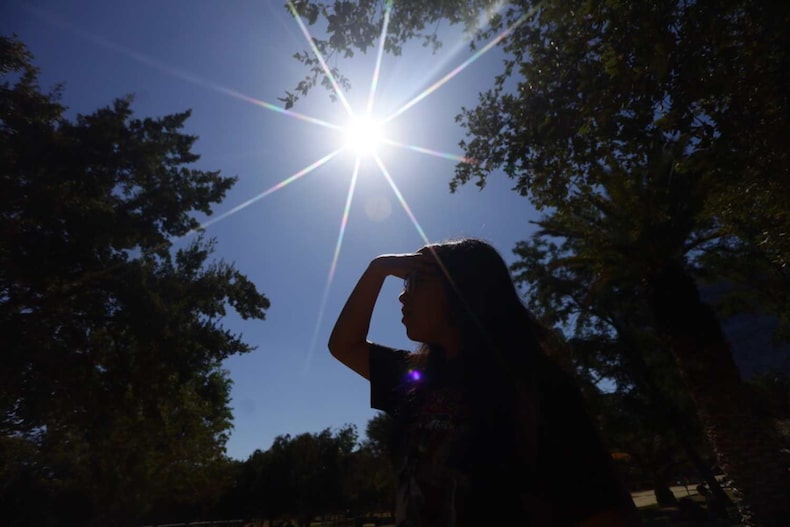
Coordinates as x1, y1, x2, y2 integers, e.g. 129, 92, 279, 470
0, 35, 269, 525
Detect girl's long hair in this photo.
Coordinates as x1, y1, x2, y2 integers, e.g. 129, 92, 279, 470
407, 237, 553, 464
400, 238, 639, 523
409, 237, 546, 372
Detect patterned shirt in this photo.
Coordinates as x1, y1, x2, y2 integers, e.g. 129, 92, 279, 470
369, 344, 634, 527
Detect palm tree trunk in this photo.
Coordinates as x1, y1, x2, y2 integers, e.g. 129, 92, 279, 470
646, 261, 790, 527
619, 331, 733, 509
675, 433, 734, 520
675, 434, 733, 508
651, 469, 679, 507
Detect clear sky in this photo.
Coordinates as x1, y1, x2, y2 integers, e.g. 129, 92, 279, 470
3, 0, 542, 460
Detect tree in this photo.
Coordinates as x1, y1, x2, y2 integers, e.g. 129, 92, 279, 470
511, 222, 731, 507
356, 412, 396, 514
283, 1, 790, 525
0, 35, 269, 526
229, 427, 359, 525
511, 156, 779, 520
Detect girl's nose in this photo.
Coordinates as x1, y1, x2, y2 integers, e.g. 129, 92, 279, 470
398, 289, 407, 304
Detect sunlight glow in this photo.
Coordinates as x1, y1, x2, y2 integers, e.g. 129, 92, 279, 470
343, 115, 384, 156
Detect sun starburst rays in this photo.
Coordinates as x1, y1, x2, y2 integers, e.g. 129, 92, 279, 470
383, 10, 531, 124
215, 2, 516, 369
366, 0, 394, 115
37, 0, 505, 240
304, 159, 361, 373
181, 148, 342, 240
26, 1, 521, 375
381, 138, 475, 165
286, 1, 355, 117
373, 155, 431, 247
53, 0, 520, 367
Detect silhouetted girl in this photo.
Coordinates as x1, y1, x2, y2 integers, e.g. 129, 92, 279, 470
329, 237, 641, 526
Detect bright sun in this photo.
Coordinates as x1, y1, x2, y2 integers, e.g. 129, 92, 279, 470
342, 115, 384, 157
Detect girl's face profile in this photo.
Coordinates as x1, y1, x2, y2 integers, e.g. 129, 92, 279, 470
399, 248, 455, 345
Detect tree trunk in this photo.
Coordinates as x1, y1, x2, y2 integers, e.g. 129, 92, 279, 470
620, 331, 733, 508
646, 262, 790, 527
676, 434, 733, 508
652, 471, 679, 507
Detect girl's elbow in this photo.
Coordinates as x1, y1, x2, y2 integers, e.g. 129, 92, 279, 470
327, 335, 349, 359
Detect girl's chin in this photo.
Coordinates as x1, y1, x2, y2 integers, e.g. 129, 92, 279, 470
404, 327, 425, 343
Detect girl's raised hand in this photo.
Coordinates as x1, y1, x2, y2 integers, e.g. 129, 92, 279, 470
368, 252, 436, 280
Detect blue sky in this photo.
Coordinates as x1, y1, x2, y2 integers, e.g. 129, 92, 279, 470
3, 0, 542, 460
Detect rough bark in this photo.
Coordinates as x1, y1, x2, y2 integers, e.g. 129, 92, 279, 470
652, 472, 679, 507
647, 262, 790, 527
676, 434, 733, 508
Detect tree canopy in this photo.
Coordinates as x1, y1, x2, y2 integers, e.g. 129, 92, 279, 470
0, 35, 269, 526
